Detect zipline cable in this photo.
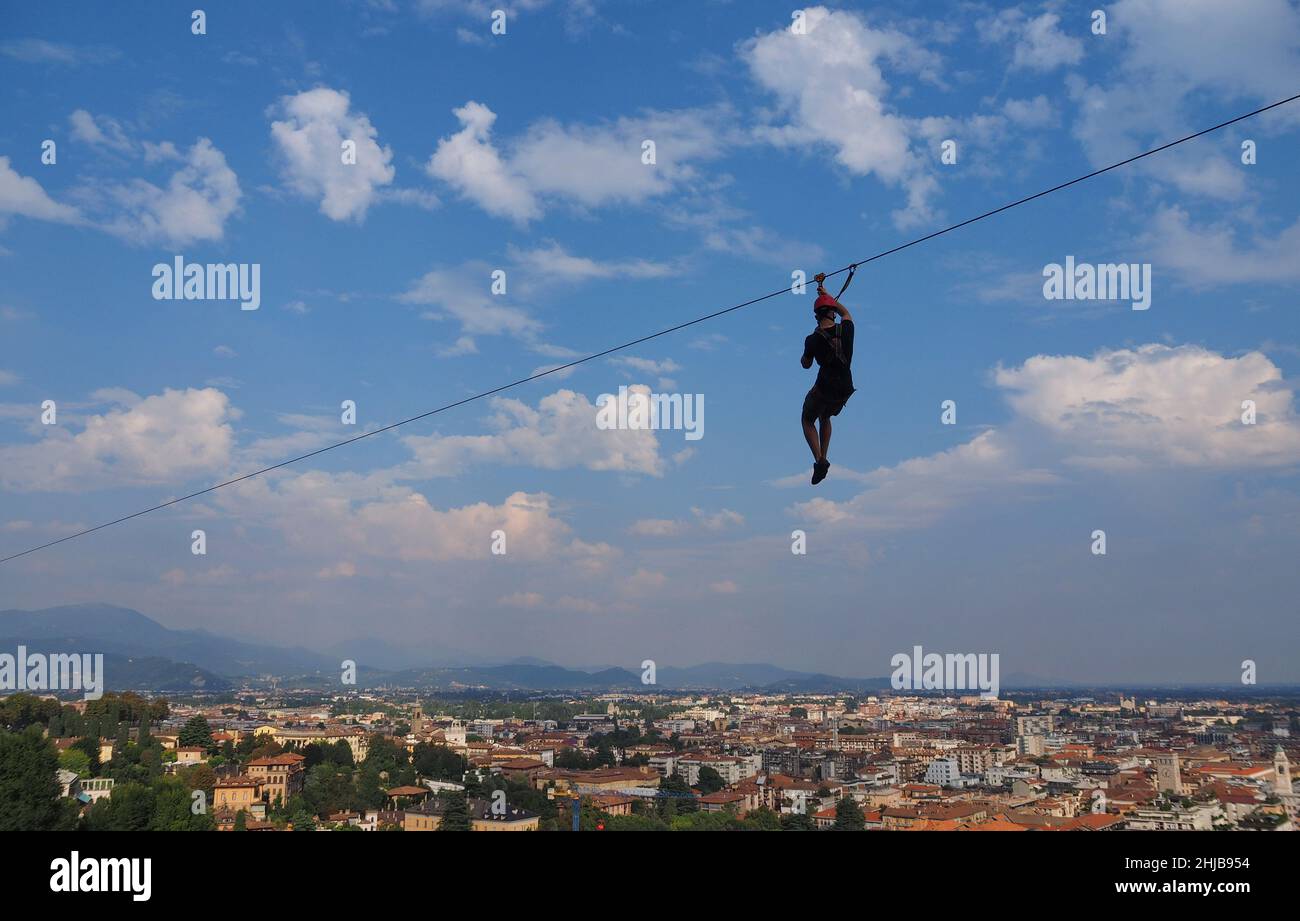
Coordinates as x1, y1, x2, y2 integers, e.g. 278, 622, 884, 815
3, 91, 1298, 566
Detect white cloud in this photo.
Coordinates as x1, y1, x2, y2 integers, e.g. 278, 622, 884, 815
609, 355, 681, 388
0, 157, 83, 224
629, 506, 743, 536
426, 101, 541, 222
500, 591, 545, 607
220, 477, 583, 564
793, 343, 1300, 529
693, 507, 744, 531
438, 335, 478, 357
996, 344, 1300, 469
628, 518, 684, 537
792, 429, 1050, 530
402, 242, 670, 346
427, 100, 730, 222
270, 87, 396, 221
1142, 206, 1300, 287
507, 241, 674, 282
101, 138, 241, 246
1068, 0, 1300, 201
741, 6, 944, 229
69, 109, 134, 152
978, 10, 1084, 71
398, 387, 666, 477
400, 262, 541, 338
0, 38, 119, 66
0, 387, 237, 491
316, 561, 358, 579
1002, 95, 1057, 128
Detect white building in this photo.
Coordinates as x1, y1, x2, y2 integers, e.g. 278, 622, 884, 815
924, 757, 961, 787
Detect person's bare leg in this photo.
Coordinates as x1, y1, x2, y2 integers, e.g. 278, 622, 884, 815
803, 418, 822, 461
818, 415, 832, 460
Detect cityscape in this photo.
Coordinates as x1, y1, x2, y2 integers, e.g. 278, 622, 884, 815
4, 678, 1296, 833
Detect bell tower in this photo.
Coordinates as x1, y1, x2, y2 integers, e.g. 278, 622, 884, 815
1274, 747, 1293, 797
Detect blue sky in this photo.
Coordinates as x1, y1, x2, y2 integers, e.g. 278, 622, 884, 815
1, 0, 1299, 682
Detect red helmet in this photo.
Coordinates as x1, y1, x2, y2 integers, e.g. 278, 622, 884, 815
814, 293, 837, 313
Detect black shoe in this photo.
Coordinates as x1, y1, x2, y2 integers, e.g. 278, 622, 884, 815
811, 459, 830, 485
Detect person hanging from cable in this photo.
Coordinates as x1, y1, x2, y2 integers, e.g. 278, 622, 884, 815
800, 266, 856, 485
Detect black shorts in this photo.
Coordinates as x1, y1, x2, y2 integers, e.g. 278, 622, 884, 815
802, 386, 852, 423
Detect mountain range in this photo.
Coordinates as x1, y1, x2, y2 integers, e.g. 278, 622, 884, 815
0, 604, 890, 693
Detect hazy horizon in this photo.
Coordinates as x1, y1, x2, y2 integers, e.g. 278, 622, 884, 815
2, 2, 1299, 685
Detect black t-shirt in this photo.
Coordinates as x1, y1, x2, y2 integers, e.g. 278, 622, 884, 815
803, 320, 855, 397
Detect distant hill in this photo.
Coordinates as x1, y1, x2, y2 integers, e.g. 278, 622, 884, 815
0, 603, 334, 679
0, 604, 903, 694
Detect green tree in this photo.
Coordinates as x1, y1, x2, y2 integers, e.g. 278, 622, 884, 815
437, 791, 471, 831
58, 747, 92, 778
179, 715, 214, 750
659, 773, 698, 812
833, 796, 865, 830
412, 742, 466, 781
150, 777, 213, 831
70, 736, 101, 776
604, 813, 668, 831
694, 765, 726, 794
0, 694, 62, 731
743, 807, 783, 831
780, 810, 815, 831
84, 782, 155, 831
0, 727, 71, 830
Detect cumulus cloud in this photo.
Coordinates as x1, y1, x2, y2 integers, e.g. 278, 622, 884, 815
399, 387, 667, 477
741, 6, 944, 229
0, 387, 237, 491
996, 344, 1300, 469
977, 9, 1084, 71
0, 157, 83, 224
427, 100, 731, 222
629, 506, 744, 536
426, 101, 540, 222
401, 241, 671, 347
269, 87, 396, 221
792, 344, 1300, 529
1141, 206, 1300, 287
1068, 0, 1300, 201
69, 109, 134, 152
400, 262, 542, 338
100, 138, 241, 246
609, 356, 681, 389
219, 476, 584, 564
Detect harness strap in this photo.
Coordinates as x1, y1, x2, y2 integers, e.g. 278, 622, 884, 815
819, 324, 848, 368
835, 263, 858, 300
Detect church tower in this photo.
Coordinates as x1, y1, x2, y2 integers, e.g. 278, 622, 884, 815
1274, 747, 1293, 797
1154, 752, 1183, 795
